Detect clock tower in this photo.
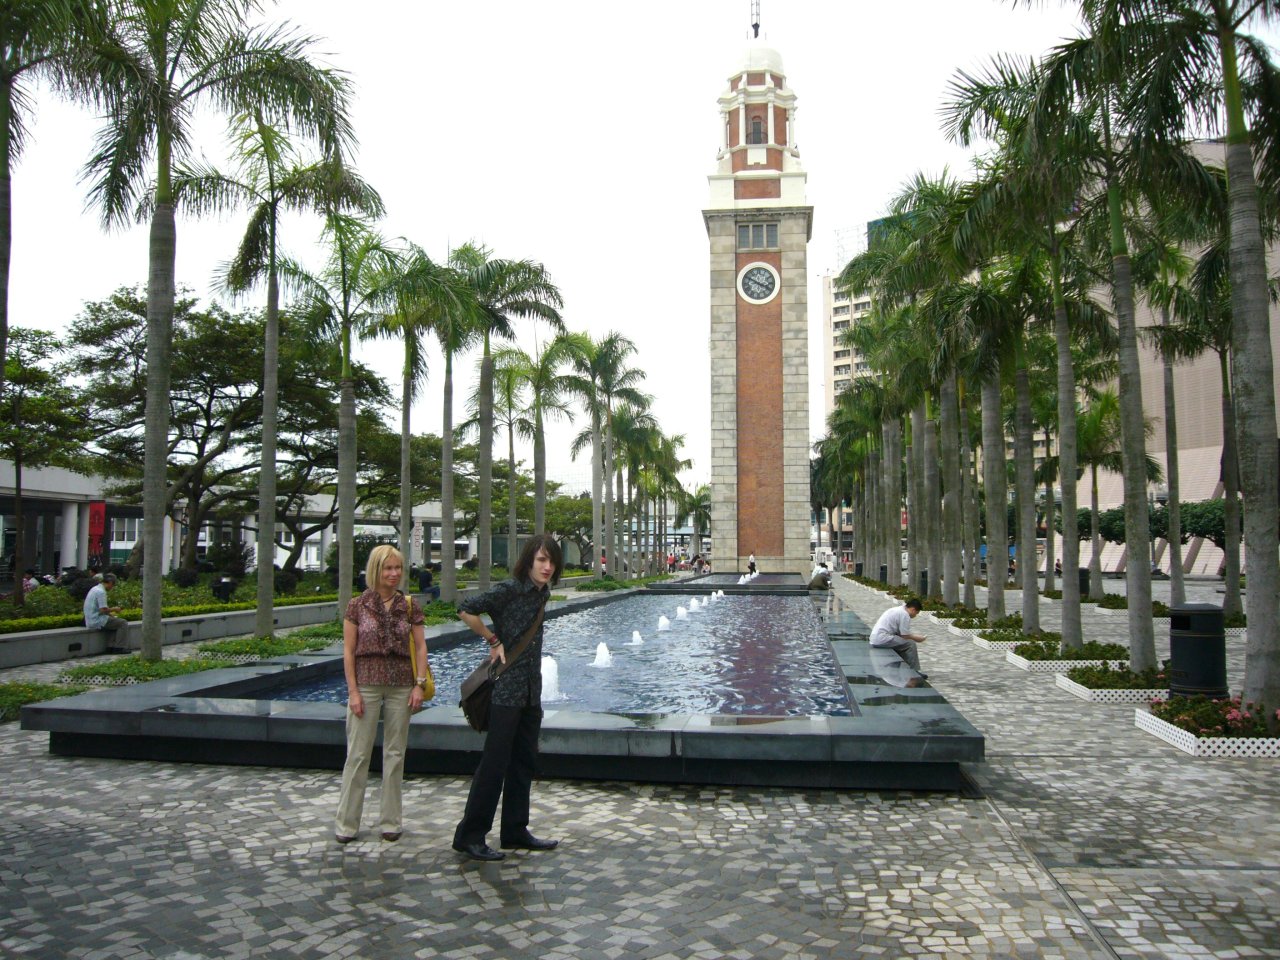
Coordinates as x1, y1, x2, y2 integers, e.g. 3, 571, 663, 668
703, 18, 812, 575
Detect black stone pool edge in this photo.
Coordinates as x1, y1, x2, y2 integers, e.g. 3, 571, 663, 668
21, 589, 984, 791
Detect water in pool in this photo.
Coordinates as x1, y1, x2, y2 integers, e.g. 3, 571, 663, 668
272, 593, 850, 716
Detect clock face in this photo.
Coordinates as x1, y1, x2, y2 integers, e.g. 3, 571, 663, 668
740, 265, 777, 302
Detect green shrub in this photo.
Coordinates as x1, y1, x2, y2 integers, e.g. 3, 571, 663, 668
3, 585, 80, 618
929, 605, 984, 620
991, 612, 1023, 630
1097, 593, 1128, 609
1150, 694, 1275, 738
952, 616, 989, 629
0, 681, 89, 722
1152, 600, 1171, 617
0, 614, 86, 634
1065, 662, 1168, 689
1013, 638, 1126, 661
59, 655, 228, 683
168, 568, 201, 588
1043, 589, 1063, 600
1224, 612, 1247, 629
574, 577, 627, 592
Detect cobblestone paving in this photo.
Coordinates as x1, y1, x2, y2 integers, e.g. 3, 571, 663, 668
0, 578, 1275, 960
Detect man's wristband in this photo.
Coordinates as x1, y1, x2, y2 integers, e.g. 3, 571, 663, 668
485, 634, 499, 647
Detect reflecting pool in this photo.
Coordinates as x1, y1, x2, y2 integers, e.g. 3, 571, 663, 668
270, 593, 850, 716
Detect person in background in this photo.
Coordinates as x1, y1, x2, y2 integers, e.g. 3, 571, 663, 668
417, 563, 440, 602
869, 597, 928, 677
747, 552, 757, 575
21, 569, 37, 593
83, 572, 129, 652
452, 534, 563, 862
334, 545, 427, 845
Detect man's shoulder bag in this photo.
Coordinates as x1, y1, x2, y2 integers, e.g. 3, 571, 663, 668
459, 600, 546, 732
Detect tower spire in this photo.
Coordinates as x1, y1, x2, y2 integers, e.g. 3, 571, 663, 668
751, 0, 760, 38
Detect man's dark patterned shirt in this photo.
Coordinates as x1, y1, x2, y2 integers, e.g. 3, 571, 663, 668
458, 577, 549, 708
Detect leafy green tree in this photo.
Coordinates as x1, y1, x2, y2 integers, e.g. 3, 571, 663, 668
0, 329, 92, 607
67, 290, 267, 573
85, 0, 352, 660
544, 493, 594, 566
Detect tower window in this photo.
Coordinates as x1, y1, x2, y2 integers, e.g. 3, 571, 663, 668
737, 222, 779, 249
748, 117, 765, 145
833, 304, 850, 317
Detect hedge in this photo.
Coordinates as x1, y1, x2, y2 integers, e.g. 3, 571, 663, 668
59, 655, 228, 683
1, 681, 90, 722
0, 594, 340, 635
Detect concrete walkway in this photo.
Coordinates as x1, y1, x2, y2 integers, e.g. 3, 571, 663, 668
0, 576, 1275, 959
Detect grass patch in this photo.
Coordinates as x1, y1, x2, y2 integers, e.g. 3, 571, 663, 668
59, 655, 228, 683
287, 622, 344, 640
197, 635, 332, 658
1, 681, 90, 722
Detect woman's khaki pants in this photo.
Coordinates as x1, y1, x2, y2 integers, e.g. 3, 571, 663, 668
334, 685, 413, 837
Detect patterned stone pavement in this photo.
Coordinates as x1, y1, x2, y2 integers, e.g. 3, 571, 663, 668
0, 578, 1276, 960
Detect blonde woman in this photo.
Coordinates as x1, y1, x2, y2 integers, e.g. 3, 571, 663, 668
334, 545, 428, 843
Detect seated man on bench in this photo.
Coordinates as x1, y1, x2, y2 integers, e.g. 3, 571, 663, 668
84, 573, 130, 653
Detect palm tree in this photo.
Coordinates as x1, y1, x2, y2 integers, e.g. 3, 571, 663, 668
519, 335, 586, 535
676, 483, 712, 560
1084, 0, 1280, 723
172, 120, 381, 637
447, 244, 563, 590
486, 346, 531, 567
565, 332, 647, 577
368, 244, 464, 575
1, 0, 109, 399
85, 0, 351, 660
283, 217, 396, 614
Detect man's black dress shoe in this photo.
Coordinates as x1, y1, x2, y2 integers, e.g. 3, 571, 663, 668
501, 834, 559, 851
452, 841, 505, 861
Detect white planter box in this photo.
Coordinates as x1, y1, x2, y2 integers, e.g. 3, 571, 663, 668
973, 636, 1023, 651
1134, 709, 1280, 757
1055, 674, 1167, 703
1006, 652, 1128, 673
57, 675, 141, 686
1225, 626, 1246, 640
948, 623, 986, 637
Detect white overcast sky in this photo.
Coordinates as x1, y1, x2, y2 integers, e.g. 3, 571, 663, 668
12, 0, 1097, 494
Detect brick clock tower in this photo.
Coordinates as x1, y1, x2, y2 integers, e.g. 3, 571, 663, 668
703, 21, 812, 575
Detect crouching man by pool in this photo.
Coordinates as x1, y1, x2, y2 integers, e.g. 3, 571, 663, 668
869, 597, 927, 679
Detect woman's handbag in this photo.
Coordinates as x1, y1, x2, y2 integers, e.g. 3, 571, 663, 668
408, 626, 434, 701
459, 600, 546, 732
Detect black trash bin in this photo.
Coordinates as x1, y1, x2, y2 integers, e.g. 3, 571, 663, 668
356, 571, 367, 592
919, 569, 928, 596
1078, 567, 1090, 597
1168, 604, 1228, 698
854, 561, 864, 578
878, 564, 888, 585
211, 577, 235, 603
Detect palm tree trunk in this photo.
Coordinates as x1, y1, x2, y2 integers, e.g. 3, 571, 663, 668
507, 421, 518, 571
533, 405, 546, 534
255, 266, 280, 638
980, 376, 1007, 619
1042, 427, 1055, 595
922, 402, 941, 598
1014, 348, 1040, 634
591, 416, 603, 575
1054, 278, 1082, 649
141, 189, 177, 661
615, 462, 625, 578
1090, 465, 1102, 600
440, 353, 457, 603
1219, 352, 1242, 618
398, 341, 412, 567
1161, 306, 1185, 606
603, 416, 615, 576
0, 86, 12, 401
1221, 21, 1280, 729
1108, 191, 1155, 670
905, 420, 918, 592
11, 454, 23, 609
911, 403, 927, 593
337, 373, 356, 614
940, 372, 961, 605
477, 339, 493, 591
959, 397, 978, 610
